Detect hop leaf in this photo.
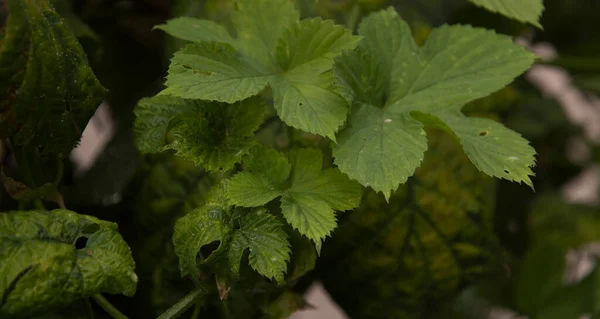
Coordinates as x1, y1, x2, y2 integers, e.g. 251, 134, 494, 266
227, 147, 363, 251
468, 0, 545, 28
320, 132, 500, 319
332, 8, 537, 199
172, 183, 291, 283
157, 0, 361, 139
133, 95, 265, 172
0, 210, 137, 318
0, 0, 106, 155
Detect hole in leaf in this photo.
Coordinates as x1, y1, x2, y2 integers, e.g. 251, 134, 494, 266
199, 241, 221, 259
504, 169, 510, 174
75, 236, 89, 250
479, 131, 487, 136
298, 102, 303, 106
82, 223, 100, 235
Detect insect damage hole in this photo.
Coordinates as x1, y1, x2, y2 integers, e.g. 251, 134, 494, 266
504, 169, 510, 174
75, 236, 89, 249
479, 131, 488, 136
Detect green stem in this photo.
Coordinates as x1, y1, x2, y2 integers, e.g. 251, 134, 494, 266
84, 298, 95, 319
346, 3, 362, 31
53, 157, 64, 188
157, 287, 206, 319
190, 301, 202, 319
33, 199, 45, 210
92, 294, 130, 319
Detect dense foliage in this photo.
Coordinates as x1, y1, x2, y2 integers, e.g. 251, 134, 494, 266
1, 0, 600, 318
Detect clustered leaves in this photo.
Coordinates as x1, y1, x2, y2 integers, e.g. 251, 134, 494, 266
173, 183, 291, 283
333, 8, 537, 198
0, 0, 550, 317
227, 146, 362, 252
131, 0, 541, 285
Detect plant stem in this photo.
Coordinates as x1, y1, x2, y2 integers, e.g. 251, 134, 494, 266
53, 157, 64, 188
84, 298, 95, 319
346, 2, 362, 31
157, 287, 206, 319
92, 294, 130, 319
190, 301, 202, 319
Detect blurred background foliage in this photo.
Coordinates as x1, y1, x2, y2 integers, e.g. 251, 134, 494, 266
3, 0, 600, 318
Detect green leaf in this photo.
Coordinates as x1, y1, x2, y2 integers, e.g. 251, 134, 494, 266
333, 8, 536, 199
133, 95, 265, 172
159, 0, 360, 138
0, 209, 137, 318
133, 95, 202, 153
320, 132, 500, 319
161, 42, 271, 103
227, 210, 291, 281
468, 0, 544, 28
228, 147, 362, 248
0, 0, 106, 155
173, 183, 291, 282
154, 17, 235, 45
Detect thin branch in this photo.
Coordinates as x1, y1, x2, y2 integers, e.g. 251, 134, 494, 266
92, 294, 130, 319
157, 287, 207, 319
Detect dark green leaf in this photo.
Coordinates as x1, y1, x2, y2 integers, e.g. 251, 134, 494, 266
173, 183, 291, 283
0, 0, 106, 155
134, 95, 265, 172
0, 209, 137, 318
320, 132, 500, 319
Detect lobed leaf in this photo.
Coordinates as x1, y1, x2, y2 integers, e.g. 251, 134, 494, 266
468, 0, 544, 28
133, 95, 265, 172
0, 210, 137, 318
172, 183, 291, 282
227, 147, 362, 250
0, 0, 106, 155
320, 132, 500, 319
333, 8, 537, 199
159, 0, 361, 139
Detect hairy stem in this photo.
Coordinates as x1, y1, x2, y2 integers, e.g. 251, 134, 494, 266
157, 287, 206, 319
92, 294, 130, 319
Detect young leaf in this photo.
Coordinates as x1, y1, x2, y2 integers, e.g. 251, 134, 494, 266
468, 0, 544, 28
0, 0, 106, 155
173, 183, 291, 282
133, 95, 265, 172
159, 0, 361, 139
333, 8, 537, 199
227, 147, 362, 250
0, 210, 137, 318
320, 132, 500, 319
